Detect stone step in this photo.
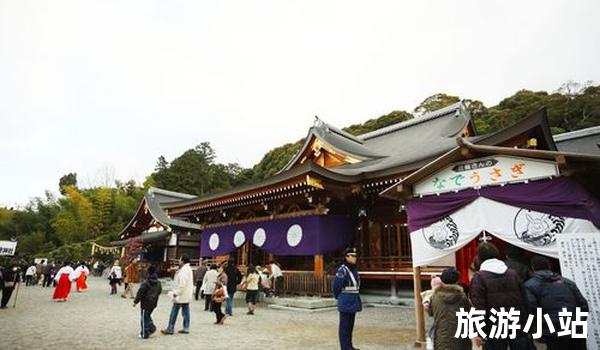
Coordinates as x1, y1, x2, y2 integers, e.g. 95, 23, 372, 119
264, 296, 337, 309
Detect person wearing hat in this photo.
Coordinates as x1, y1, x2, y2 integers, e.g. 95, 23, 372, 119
332, 247, 362, 350
428, 267, 471, 350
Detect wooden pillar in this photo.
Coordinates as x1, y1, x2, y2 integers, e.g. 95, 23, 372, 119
413, 266, 426, 348
174, 233, 179, 260
314, 255, 324, 277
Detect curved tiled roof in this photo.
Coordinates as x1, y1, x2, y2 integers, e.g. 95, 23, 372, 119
116, 187, 202, 239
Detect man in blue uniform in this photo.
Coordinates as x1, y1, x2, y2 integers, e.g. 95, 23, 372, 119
333, 247, 362, 350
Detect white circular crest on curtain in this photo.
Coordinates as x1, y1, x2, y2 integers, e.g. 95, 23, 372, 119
233, 230, 246, 247
287, 224, 303, 247
209, 233, 220, 251
253, 228, 266, 247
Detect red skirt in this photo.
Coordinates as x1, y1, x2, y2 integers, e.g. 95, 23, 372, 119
53, 274, 72, 300
76, 274, 88, 291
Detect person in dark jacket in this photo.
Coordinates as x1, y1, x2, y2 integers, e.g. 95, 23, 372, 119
429, 267, 472, 350
333, 247, 362, 350
523, 255, 588, 350
134, 265, 162, 339
1, 263, 19, 309
505, 244, 530, 283
470, 242, 531, 350
224, 258, 242, 316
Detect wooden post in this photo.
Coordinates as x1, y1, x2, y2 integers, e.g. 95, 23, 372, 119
173, 233, 179, 260
413, 266, 426, 348
390, 275, 398, 299
314, 255, 324, 277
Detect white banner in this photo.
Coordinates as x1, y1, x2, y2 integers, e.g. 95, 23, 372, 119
414, 155, 558, 196
0, 240, 17, 256
558, 234, 600, 350
412, 197, 599, 267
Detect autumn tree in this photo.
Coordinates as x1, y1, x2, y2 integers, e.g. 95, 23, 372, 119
59, 173, 78, 195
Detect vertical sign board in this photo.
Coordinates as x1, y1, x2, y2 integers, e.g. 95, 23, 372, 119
0, 240, 17, 256
558, 233, 600, 350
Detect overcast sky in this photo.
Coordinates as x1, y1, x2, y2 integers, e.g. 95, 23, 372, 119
1, 0, 599, 207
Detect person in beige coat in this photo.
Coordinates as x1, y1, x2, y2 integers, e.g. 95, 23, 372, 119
161, 255, 194, 335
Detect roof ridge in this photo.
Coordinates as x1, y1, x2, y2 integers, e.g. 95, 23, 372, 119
148, 187, 197, 200
314, 116, 364, 144
358, 102, 465, 141
554, 125, 600, 142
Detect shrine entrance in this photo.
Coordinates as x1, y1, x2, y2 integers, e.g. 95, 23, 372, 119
234, 241, 269, 268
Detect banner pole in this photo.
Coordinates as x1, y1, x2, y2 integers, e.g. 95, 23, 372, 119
12, 279, 20, 309
413, 266, 426, 348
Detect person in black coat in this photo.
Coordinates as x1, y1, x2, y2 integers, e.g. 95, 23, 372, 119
133, 266, 162, 339
470, 242, 531, 350
523, 255, 588, 350
224, 259, 242, 316
1, 263, 19, 309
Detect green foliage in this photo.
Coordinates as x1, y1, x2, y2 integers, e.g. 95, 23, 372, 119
414, 93, 461, 115
16, 231, 46, 255
52, 186, 94, 243
151, 142, 249, 195
0, 180, 143, 259
251, 140, 304, 182
59, 172, 77, 194
45, 241, 93, 261
343, 110, 414, 136
90, 187, 113, 238
475, 82, 600, 135
2, 81, 599, 261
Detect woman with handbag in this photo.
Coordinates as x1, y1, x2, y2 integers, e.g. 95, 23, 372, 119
212, 281, 227, 324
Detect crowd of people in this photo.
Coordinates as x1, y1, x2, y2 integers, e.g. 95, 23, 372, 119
423, 242, 589, 350
102, 255, 285, 339
0, 258, 90, 308
4, 243, 588, 349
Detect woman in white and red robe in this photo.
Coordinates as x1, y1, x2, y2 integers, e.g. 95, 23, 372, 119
52, 262, 74, 301
74, 263, 89, 292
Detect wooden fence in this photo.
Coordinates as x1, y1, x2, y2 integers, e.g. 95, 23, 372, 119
282, 271, 333, 296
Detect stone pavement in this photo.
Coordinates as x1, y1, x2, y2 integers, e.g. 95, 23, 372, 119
0, 277, 419, 350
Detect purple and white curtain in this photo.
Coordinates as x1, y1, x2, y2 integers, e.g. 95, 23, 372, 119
407, 177, 600, 267
200, 215, 356, 257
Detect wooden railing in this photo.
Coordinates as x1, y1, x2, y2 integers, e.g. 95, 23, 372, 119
358, 255, 413, 271
282, 271, 333, 296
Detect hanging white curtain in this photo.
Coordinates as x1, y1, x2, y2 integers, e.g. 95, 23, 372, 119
412, 197, 599, 267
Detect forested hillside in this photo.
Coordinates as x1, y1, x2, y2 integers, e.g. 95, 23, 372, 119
1, 81, 599, 260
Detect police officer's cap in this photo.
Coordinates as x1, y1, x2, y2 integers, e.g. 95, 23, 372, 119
344, 247, 358, 256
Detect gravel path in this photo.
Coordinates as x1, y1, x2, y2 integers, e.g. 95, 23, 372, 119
0, 276, 420, 350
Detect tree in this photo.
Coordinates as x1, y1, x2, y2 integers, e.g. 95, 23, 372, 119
155, 156, 168, 171
343, 110, 413, 135
52, 186, 94, 243
90, 187, 113, 238
152, 142, 235, 195
59, 173, 78, 195
414, 93, 461, 115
